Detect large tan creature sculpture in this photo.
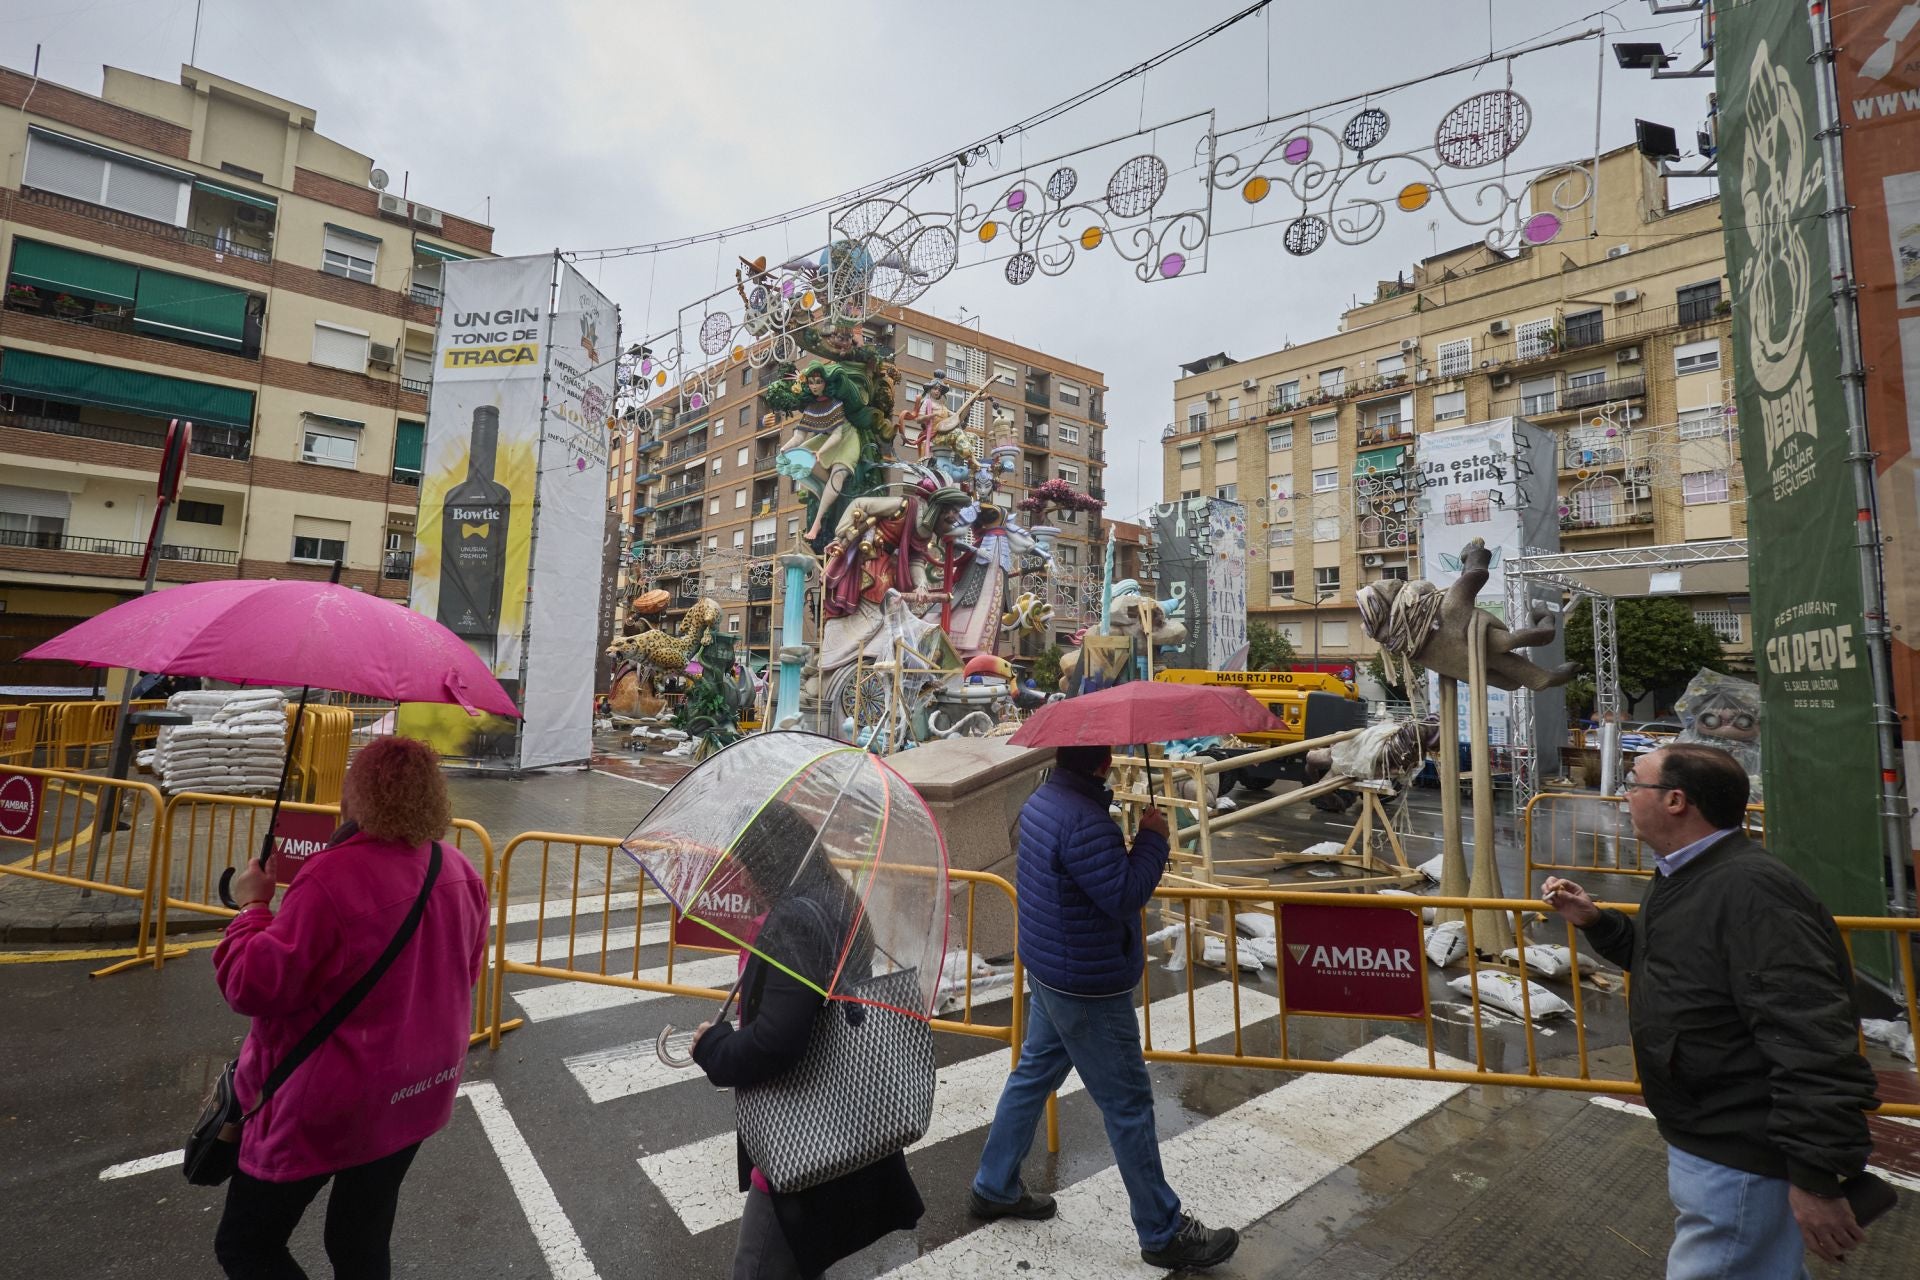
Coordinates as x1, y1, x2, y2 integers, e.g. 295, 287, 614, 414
1356, 538, 1576, 692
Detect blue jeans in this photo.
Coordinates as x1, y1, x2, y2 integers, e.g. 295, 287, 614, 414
971, 982, 1182, 1251
1666, 1145, 1811, 1280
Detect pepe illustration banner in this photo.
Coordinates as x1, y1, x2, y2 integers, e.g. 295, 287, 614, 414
401, 254, 552, 764
1716, 3, 1889, 940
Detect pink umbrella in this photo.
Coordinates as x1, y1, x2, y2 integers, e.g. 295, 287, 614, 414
23, 579, 519, 716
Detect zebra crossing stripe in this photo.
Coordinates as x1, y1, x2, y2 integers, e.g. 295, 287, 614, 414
459, 1082, 603, 1280
637, 980, 1284, 1236
508, 953, 742, 1023
500, 919, 673, 967
500, 891, 648, 927
879, 1036, 1468, 1278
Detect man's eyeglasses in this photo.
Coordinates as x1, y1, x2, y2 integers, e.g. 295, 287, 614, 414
1619, 779, 1671, 792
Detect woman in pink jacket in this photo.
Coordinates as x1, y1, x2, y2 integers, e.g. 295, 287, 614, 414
211, 736, 489, 1278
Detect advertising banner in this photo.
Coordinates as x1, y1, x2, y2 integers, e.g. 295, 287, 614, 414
1144, 497, 1247, 669
266, 809, 340, 884
1278, 902, 1425, 1019
1415, 417, 1560, 747
519, 262, 617, 768
0, 771, 43, 842
401, 255, 551, 764
1716, 5, 1888, 930
1832, 0, 1920, 863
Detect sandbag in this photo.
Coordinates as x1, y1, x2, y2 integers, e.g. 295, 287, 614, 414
1500, 944, 1574, 978
1425, 920, 1466, 967
1448, 971, 1571, 1020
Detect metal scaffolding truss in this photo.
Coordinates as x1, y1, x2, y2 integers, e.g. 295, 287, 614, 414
1505, 539, 1749, 806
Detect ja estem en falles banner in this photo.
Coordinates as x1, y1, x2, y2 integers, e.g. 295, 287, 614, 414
401, 255, 550, 764
1715, 3, 1890, 955
1831, 0, 1920, 871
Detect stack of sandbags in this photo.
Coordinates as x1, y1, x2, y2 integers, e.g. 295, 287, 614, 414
150, 689, 290, 796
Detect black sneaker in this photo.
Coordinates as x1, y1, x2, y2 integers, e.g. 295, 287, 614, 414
968, 1188, 1057, 1221
1141, 1213, 1239, 1270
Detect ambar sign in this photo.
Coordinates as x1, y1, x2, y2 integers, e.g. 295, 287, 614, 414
1279, 901, 1426, 1020
0, 772, 44, 843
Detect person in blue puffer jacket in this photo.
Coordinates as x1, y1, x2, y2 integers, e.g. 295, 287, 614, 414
967, 745, 1240, 1272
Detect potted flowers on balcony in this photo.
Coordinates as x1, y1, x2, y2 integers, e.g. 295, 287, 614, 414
5, 282, 41, 310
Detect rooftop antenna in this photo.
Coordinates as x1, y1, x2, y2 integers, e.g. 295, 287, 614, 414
191, 0, 203, 65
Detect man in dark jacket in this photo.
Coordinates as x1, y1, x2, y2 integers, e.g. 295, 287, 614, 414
968, 745, 1239, 1271
1543, 744, 1879, 1276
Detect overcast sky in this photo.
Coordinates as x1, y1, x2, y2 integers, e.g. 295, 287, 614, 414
3, 0, 1716, 518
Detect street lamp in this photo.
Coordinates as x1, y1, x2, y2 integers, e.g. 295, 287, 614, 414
1284, 592, 1335, 668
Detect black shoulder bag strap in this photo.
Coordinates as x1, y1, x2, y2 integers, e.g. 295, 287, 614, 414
244, 841, 443, 1117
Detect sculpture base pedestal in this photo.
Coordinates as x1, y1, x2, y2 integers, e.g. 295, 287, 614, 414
885, 738, 1055, 961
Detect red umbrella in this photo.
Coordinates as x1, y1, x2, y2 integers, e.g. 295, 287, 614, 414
24, 579, 519, 716
1008, 680, 1278, 747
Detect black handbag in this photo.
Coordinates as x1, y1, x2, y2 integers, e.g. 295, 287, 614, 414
184, 843, 443, 1186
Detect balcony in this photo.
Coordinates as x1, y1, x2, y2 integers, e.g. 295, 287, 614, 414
664, 439, 708, 464
753, 453, 778, 474
0, 409, 251, 461
1560, 510, 1656, 536
1089, 446, 1106, 462
747, 581, 773, 603
1357, 420, 1414, 447
1562, 375, 1647, 411
1023, 428, 1049, 447
408, 283, 443, 308
391, 468, 420, 488
0, 528, 239, 565
654, 511, 704, 539
382, 550, 413, 580
4, 288, 263, 361
19, 187, 273, 265
747, 624, 773, 646
1024, 387, 1049, 407
401, 376, 431, 395
750, 537, 777, 558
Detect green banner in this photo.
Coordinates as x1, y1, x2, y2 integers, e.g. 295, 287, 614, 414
1716, 3, 1888, 951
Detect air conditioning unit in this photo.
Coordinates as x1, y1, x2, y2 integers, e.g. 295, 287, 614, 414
412, 204, 444, 229
1491, 372, 1514, 388
1399, 338, 1419, 353
1613, 288, 1640, 305
1364, 555, 1382, 567
1606, 244, 1631, 259
1632, 483, 1652, 500
1241, 378, 1259, 392
1617, 346, 1643, 364
367, 342, 397, 369
1204, 389, 1221, 402
1489, 319, 1511, 335
378, 192, 412, 219
1414, 368, 1430, 383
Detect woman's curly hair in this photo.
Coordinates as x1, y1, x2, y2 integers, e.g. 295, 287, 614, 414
342, 735, 450, 847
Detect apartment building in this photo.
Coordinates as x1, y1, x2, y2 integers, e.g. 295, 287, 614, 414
1164, 146, 1746, 667
609, 304, 1110, 664
0, 63, 492, 685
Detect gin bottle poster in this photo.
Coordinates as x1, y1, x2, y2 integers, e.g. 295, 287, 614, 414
401, 254, 550, 761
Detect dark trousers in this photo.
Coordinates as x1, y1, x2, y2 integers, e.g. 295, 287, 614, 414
214, 1142, 421, 1279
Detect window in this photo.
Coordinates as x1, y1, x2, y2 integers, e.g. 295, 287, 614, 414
1059, 464, 1081, 484
1269, 527, 1294, 548
1187, 403, 1208, 430
712, 415, 724, 438
1271, 570, 1295, 595
622, 460, 634, 475
402, 350, 432, 387
993, 361, 1017, 385
733, 530, 745, 548
787, 516, 801, 537
23, 129, 190, 224
1682, 470, 1729, 504
709, 497, 720, 515
175, 499, 224, 525
1214, 437, 1238, 463
1268, 424, 1293, 452
1313, 516, 1340, 542
320, 226, 380, 284
1438, 338, 1471, 378
290, 516, 349, 564
1519, 376, 1557, 416
1567, 369, 1606, 393
707, 536, 719, 552
0, 485, 71, 548
1318, 368, 1345, 395
1226, 396, 1241, 422
1675, 340, 1721, 375
1313, 566, 1341, 594
1679, 405, 1725, 438
1216, 483, 1238, 501
1444, 491, 1493, 524
1320, 620, 1350, 648
1517, 318, 1555, 360
1693, 609, 1744, 642
1310, 416, 1338, 445
1271, 380, 1300, 409
712, 377, 728, 401
729, 615, 742, 634
1058, 382, 1082, 405
1058, 544, 1078, 566
311, 322, 369, 372
1434, 390, 1466, 421
906, 335, 934, 361
734, 487, 747, 508
1180, 489, 1202, 499
1376, 353, 1406, 378
300, 416, 360, 467
1057, 423, 1079, 445
1178, 444, 1202, 467
739, 406, 752, 427
1375, 564, 1410, 582
1312, 467, 1338, 492
1565, 308, 1604, 349
1677, 281, 1722, 326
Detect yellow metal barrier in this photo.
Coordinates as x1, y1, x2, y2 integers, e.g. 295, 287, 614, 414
1131, 883, 1920, 1117
147, 791, 507, 1043
0, 704, 43, 766
487, 831, 1025, 1068
0, 763, 169, 975
285, 705, 353, 805
1523, 791, 1766, 885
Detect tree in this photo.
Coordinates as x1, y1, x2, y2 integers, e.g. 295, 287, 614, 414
1247, 620, 1296, 672
1563, 598, 1727, 711
1030, 644, 1064, 693
1365, 649, 1424, 696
